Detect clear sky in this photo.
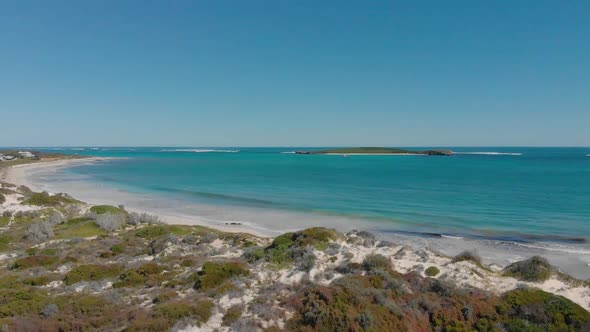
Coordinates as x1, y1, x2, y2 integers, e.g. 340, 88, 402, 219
1, 1, 589, 147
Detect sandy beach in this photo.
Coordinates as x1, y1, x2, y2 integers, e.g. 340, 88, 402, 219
1, 158, 272, 238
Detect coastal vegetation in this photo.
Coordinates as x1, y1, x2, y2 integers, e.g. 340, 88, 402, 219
295, 147, 454, 155
0, 180, 589, 331
503, 256, 553, 282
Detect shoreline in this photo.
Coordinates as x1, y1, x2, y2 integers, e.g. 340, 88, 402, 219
3, 158, 590, 278
1, 158, 273, 238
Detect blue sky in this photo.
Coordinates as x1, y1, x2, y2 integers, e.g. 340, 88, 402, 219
1, 1, 589, 147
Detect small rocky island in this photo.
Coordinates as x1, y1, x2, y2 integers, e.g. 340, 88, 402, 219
295, 147, 454, 156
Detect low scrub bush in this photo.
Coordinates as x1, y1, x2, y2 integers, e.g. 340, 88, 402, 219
248, 227, 339, 267
503, 256, 553, 282
128, 212, 161, 225
0, 235, 11, 251
451, 250, 490, 271
64, 264, 123, 285
11, 255, 59, 270
23, 192, 78, 206
362, 254, 391, 272
500, 288, 590, 331
153, 291, 178, 304
452, 250, 481, 264
95, 213, 125, 232
222, 305, 243, 326
25, 221, 54, 241
153, 300, 214, 327
89, 205, 126, 215
113, 262, 165, 288
134, 225, 191, 239
193, 261, 250, 291
425, 266, 440, 277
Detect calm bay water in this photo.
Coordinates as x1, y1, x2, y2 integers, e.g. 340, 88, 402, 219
35, 147, 590, 241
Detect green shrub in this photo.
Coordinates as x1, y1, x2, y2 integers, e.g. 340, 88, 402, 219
64, 264, 123, 285
0, 235, 10, 251
452, 250, 481, 264
362, 254, 391, 272
154, 300, 214, 326
425, 266, 440, 277
222, 305, 243, 326
113, 262, 164, 288
22, 275, 51, 286
451, 250, 491, 271
0, 193, 5, 205
503, 256, 553, 282
40, 248, 58, 256
194, 261, 249, 291
152, 291, 178, 304
22, 192, 78, 206
500, 288, 590, 331
11, 255, 59, 270
54, 220, 106, 239
134, 225, 191, 239
110, 243, 125, 254
251, 227, 339, 267
66, 217, 91, 225
0, 288, 48, 317
89, 205, 126, 215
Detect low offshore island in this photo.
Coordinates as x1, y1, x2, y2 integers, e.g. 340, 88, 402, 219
0, 154, 589, 331
295, 147, 454, 156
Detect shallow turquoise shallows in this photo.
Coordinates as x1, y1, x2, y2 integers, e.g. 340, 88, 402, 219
34, 147, 590, 243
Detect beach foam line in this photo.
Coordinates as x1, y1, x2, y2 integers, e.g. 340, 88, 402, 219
441, 234, 464, 240
160, 149, 239, 153
453, 152, 522, 156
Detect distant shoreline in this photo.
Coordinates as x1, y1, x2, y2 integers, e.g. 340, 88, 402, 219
1, 158, 272, 238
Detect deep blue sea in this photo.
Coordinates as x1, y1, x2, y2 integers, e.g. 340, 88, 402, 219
19, 147, 590, 277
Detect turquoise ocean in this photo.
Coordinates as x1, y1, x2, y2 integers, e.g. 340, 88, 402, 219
20, 147, 590, 277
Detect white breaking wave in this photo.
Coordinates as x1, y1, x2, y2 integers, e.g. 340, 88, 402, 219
453, 152, 522, 156
512, 242, 590, 255
281, 151, 296, 154
161, 149, 239, 153
440, 234, 464, 240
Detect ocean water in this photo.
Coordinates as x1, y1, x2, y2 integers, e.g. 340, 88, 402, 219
23, 147, 590, 277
